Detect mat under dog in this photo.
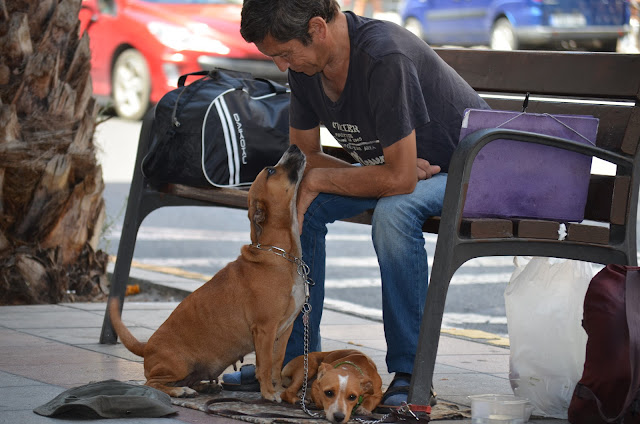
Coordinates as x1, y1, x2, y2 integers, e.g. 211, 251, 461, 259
172, 390, 471, 423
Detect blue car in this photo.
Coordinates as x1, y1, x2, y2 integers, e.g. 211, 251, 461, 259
399, 0, 631, 51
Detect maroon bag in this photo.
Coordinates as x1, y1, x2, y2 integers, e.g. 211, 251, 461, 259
568, 264, 640, 424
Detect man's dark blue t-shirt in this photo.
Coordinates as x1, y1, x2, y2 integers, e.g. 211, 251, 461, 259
288, 12, 489, 172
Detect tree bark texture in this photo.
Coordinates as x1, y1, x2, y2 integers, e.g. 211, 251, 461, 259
0, 0, 108, 305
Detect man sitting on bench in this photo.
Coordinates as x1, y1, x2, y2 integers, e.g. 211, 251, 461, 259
223, 0, 489, 409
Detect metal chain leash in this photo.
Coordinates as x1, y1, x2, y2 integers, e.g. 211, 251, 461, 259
300, 302, 323, 419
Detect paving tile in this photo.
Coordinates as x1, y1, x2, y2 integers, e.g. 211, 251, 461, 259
437, 335, 510, 355
433, 362, 478, 375
436, 353, 509, 374
0, 328, 60, 348
0, 409, 230, 424
7, 360, 145, 389
334, 337, 388, 351
319, 340, 385, 356
119, 308, 175, 328
320, 323, 384, 340
0, 305, 64, 315
0, 309, 104, 330
319, 338, 357, 351
0, 371, 47, 387
78, 343, 145, 362
23, 326, 155, 345
321, 309, 378, 325
0, 384, 66, 412
0, 343, 125, 368
434, 371, 512, 405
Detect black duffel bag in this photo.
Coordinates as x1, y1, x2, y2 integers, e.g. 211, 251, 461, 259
142, 69, 290, 188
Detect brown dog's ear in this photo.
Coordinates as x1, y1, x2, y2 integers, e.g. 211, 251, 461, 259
317, 362, 332, 381
360, 379, 374, 395
249, 200, 266, 241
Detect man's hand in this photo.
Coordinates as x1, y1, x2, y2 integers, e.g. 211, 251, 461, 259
296, 172, 319, 234
417, 158, 441, 180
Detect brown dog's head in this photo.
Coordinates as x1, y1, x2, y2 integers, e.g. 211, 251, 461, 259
248, 144, 306, 243
311, 362, 375, 424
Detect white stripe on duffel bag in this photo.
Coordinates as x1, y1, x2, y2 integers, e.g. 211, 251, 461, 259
202, 88, 237, 187
202, 88, 284, 187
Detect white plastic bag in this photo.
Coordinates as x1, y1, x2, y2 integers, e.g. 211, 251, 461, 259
504, 256, 594, 419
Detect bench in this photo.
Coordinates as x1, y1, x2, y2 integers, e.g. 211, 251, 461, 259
99, 48, 640, 407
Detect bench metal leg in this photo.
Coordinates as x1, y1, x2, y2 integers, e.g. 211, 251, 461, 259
408, 251, 457, 405
99, 109, 156, 344
99, 179, 149, 344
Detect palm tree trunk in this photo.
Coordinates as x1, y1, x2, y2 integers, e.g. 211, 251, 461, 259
0, 0, 108, 305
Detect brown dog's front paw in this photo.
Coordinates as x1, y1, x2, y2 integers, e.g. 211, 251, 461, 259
355, 406, 373, 416
192, 381, 222, 394
280, 390, 299, 404
267, 392, 283, 403
261, 388, 282, 403
172, 387, 199, 398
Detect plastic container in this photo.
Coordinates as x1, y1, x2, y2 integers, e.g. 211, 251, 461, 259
469, 394, 531, 424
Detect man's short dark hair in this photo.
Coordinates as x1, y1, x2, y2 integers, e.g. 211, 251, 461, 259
241, 0, 340, 46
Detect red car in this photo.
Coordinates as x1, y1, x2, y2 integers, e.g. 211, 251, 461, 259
79, 0, 283, 120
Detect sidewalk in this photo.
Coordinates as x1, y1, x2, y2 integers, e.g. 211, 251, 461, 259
0, 116, 572, 423
0, 264, 568, 424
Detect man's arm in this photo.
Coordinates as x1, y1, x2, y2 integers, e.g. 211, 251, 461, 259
290, 126, 353, 169
297, 129, 420, 198
292, 127, 440, 229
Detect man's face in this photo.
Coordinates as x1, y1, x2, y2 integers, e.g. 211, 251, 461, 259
256, 34, 323, 76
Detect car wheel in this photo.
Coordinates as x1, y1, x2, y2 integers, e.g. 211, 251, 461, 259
111, 49, 151, 121
490, 18, 518, 50
404, 17, 425, 40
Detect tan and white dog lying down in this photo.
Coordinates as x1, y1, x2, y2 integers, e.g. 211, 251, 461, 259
281, 349, 383, 423
109, 145, 307, 401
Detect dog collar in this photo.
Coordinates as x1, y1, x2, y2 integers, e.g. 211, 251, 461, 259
333, 360, 364, 376
249, 243, 315, 298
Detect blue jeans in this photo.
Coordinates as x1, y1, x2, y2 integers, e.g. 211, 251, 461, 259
284, 173, 448, 375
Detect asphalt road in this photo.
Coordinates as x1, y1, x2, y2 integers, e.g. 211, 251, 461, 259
94, 116, 622, 337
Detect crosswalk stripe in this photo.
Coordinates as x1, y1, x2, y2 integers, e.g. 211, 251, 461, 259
325, 272, 514, 287
128, 255, 516, 270
104, 226, 434, 243
324, 298, 508, 333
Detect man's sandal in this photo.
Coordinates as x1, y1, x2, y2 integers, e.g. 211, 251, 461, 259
374, 373, 437, 414
221, 364, 260, 392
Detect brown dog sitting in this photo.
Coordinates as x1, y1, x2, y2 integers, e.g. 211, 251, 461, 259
281, 349, 383, 423
108, 145, 307, 401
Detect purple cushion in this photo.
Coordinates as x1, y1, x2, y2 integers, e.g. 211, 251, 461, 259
459, 109, 599, 222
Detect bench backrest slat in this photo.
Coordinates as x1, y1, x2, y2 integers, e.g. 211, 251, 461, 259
436, 49, 640, 100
